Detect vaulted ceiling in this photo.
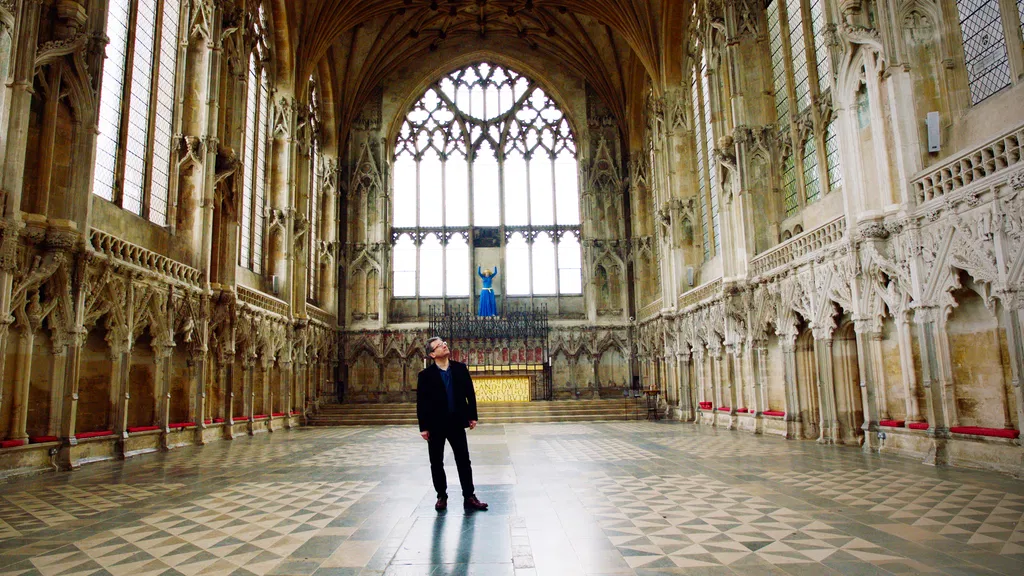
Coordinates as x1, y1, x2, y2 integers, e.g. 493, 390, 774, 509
269, 0, 693, 152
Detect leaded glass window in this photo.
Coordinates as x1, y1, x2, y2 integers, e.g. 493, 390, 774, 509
767, 0, 789, 124
786, 0, 810, 112
956, 0, 1012, 104
92, 0, 183, 226
783, 156, 799, 216
392, 63, 582, 298
824, 120, 842, 191
691, 48, 721, 262
238, 8, 272, 274
767, 0, 841, 218
308, 78, 322, 303
802, 137, 821, 203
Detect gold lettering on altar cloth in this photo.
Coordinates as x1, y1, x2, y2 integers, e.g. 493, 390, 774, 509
473, 376, 531, 403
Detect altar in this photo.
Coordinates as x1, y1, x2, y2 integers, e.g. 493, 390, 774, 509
468, 365, 544, 403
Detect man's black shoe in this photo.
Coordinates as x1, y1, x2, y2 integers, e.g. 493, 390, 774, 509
435, 497, 448, 511
464, 496, 488, 511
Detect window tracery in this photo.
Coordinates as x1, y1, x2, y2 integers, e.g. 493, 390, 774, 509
956, 0, 1012, 104
93, 0, 183, 226
391, 63, 582, 299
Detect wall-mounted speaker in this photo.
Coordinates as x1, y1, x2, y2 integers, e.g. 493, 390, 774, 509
926, 111, 941, 153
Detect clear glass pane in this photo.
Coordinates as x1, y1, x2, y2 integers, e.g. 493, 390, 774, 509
255, 72, 270, 275
506, 233, 531, 296
93, 0, 131, 201
419, 150, 443, 227
783, 155, 799, 216
393, 153, 417, 227
532, 233, 557, 295
393, 235, 417, 297
239, 55, 259, 269
148, 0, 182, 226
419, 234, 443, 297
786, 0, 810, 111
504, 151, 529, 225
824, 119, 843, 191
767, 1, 790, 124
529, 155, 554, 225
473, 143, 499, 226
446, 236, 470, 297
445, 154, 469, 227
123, 0, 158, 216
809, 0, 831, 95
470, 85, 484, 119
803, 136, 821, 203
484, 83, 500, 120
554, 150, 580, 225
957, 0, 1012, 104
557, 234, 582, 294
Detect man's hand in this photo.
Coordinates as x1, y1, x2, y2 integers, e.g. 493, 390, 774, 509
469, 420, 477, 430
421, 431, 430, 440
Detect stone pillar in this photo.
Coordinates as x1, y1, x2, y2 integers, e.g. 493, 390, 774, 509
242, 358, 255, 435
191, 352, 209, 444
780, 333, 800, 438
154, 343, 174, 431
853, 319, 882, 452
677, 352, 692, 421
894, 311, 922, 423
812, 332, 838, 444
281, 358, 293, 428
221, 350, 235, 439
9, 315, 38, 441
48, 340, 69, 437
709, 344, 724, 427
913, 306, 952, 465
997, 300, 1024, 475
109, 339, 132, 444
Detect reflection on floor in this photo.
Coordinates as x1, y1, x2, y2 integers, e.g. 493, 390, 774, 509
1, 421, 1023, 575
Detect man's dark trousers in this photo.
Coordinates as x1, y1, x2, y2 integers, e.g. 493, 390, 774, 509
428, 418, 475, 499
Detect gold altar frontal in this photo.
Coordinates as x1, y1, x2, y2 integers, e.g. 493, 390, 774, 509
472, 376, 531, 403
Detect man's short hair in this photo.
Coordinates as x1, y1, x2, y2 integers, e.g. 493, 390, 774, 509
425, 336, 442, 357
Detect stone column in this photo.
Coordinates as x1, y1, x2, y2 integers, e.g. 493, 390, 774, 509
280, 357, 293, 428
913, 306, 952, 465
997, 299, 1024, 475
780, 333, 801, 438
109, 338, 132, 444
853, 318, 882, 452
677, 352, 693, 421
812, 331, 838, 444
242, 357, 255, 435
709, 343, 724, 427
9, 308, 39, 441
221, 350, 235, 439
154, 343, 174, 431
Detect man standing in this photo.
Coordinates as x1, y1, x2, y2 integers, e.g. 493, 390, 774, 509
417, 337, 489, 512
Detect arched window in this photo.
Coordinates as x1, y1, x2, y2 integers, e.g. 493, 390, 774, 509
766, 0, 842, 218
93, 0, 184, 226
239, 6, 271, 274
307, 77, 323, 303
392, 63, 583, 298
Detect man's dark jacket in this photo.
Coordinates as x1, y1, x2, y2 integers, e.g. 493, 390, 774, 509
417, 361, 478, 432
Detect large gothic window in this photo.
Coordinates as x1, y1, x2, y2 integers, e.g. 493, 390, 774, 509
766, 0, 842, 219
238, 6, 272, 274
392, 63, 582, 299
93, 0, 183, 226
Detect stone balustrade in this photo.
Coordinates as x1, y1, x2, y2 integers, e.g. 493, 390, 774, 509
678, 279, 722, 310
89, 229, 202, 286
749, 216, 846, 278
238, 285, 290, 317
912, 123, 1024, 204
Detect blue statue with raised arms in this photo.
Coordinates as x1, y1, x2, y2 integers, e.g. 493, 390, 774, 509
478, 266, 498, 317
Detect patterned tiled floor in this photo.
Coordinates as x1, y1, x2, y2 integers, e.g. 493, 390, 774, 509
0, 421, 1023, 575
